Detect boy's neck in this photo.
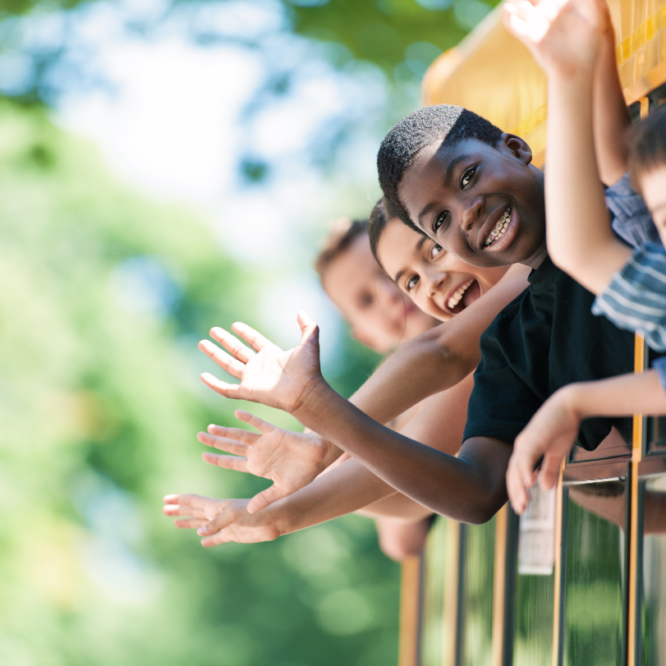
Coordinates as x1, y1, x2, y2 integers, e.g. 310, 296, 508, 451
520, 237, 548, 271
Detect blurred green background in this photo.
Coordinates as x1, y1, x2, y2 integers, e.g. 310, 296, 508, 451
0, 1, 498, 664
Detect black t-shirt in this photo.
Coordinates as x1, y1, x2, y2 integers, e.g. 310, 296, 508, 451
463, 256, 634, 450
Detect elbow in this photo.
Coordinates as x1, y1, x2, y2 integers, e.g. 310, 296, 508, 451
451, 490, 506, 526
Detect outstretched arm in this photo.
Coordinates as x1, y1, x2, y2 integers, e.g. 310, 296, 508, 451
592, 0, 631, 184
338, 263, 528, 425
192, 375, 472, 537
507, 370, 666, 513
504, 0, 632, 294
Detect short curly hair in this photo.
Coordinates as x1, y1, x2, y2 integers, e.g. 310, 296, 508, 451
377, 104, 503, 230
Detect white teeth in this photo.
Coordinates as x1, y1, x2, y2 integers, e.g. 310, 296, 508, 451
447, 279, 475, 310
484, 206, 511, 247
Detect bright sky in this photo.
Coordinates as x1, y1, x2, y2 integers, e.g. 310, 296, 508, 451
52, 0, 394, 361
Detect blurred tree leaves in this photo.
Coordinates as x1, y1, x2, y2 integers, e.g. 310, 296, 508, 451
0, 98, 398, 665
0, 0, 500, 106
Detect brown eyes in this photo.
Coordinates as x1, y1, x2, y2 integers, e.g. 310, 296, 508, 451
461, 166, 477, 188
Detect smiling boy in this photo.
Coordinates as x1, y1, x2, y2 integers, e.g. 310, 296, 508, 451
183, 7, 645, 529
190, 109, 637, 528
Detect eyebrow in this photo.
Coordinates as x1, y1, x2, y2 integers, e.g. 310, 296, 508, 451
416, 153, 470, 227
393, 236, 428, 283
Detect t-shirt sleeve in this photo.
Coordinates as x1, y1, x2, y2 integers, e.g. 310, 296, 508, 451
592, 243, 666, 352
462, 326, 544, 445
605, 173, 660, 247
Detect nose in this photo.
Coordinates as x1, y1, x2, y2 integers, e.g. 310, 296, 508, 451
426, 268, 448, 298
461, 196, 483, 232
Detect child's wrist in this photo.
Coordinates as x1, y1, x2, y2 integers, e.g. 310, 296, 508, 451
292, 376, 336, 425
558, 383, 588, 420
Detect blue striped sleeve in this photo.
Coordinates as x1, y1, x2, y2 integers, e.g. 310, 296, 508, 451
605, 173, 660, 247
592, 243, 666, 352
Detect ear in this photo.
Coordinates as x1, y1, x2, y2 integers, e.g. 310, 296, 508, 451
498, 133, 533, 166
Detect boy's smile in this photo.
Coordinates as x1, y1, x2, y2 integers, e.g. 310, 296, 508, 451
399, 135, 547, 269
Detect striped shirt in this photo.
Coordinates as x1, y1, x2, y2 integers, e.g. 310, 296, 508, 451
594, 173, 666, 390
592, 243, 666, 351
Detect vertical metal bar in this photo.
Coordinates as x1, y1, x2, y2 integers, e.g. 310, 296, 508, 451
552, 464, 568, 666
628, 333, 646, 666
399, 554, 423, 666
491, 505, 518, 666
454, 524, 467, 666
492, 506, 508, 666
443, 521, 463, 666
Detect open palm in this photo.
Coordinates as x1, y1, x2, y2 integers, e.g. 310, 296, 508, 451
199, 312, 323, 415
163, 494, 282, 546
503, 0, 607, 76
198, 410, 334, 513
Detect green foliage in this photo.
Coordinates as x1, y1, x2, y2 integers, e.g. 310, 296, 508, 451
0, 99, 399, 665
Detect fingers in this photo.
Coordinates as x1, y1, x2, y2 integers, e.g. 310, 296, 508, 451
200, 372, 245, 399
199, 340, 245, 379
208, 422, 261, 443
506, 457, 532, 514
202, 452, 250, 473
201, 531, 235, 547
231, 322, 279, 353
163, 493, 212, 510
234, 409, 275, 434
539, 439, 569, 490
247, 484, 289, 514
209, 327, 255, 363
197, 509, 233, 538
173, 518, 208, 529
198, 430, 252, 455
163, 502, 209, 518
297, 311, 319, 343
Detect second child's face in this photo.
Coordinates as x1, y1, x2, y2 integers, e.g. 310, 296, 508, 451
399, 135, 547, 269
639, 166, 666, 245
377, 218, 509, 320
322, 234, 435, 353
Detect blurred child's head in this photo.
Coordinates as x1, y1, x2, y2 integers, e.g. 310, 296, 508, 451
369, 199, 509, 320
628, 105, 666, 244
315, 218, 435, 354
377, 104, 546, 270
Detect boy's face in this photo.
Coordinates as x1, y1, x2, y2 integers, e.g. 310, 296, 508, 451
639, 166, 666, 245
398, 135, 547, 269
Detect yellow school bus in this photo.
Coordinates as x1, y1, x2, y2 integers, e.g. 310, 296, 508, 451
398, 2, 666, 664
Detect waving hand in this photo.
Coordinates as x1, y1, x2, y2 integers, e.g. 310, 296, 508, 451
163, 494, 283, 547
198, 410, 337, 513
199, 312, 324, 416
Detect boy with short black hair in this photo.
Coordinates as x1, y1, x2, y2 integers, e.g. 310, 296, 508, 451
183, 2, 644, 529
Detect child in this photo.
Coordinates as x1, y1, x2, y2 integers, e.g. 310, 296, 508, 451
189, 87, 640, 527
502, 0, 666, 514
163, 204, 524, 546
314, 217, 436, 354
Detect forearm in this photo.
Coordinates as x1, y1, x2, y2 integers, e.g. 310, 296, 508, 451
296, 382, 510, 523
592, 14, 631, 185
349, 265, 529, 424
269, 457, 398, 535
546, 70, 630, 293
566, 370, 666, 418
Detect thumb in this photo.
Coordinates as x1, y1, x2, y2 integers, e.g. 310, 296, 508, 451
247, 484, 289, 514
297, 311, 320, 349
